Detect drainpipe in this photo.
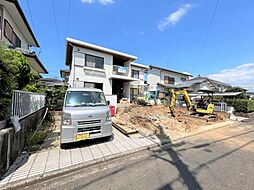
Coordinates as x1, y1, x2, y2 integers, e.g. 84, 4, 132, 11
0, 6, 3, 41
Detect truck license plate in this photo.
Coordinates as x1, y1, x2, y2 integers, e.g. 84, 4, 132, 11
76, 133, 89, 141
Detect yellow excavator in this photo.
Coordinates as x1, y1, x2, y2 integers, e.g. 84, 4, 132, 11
169, 89, 215, 117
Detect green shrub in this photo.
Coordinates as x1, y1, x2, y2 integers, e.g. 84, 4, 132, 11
46, 86, 66, 110
226, 99, 254, 113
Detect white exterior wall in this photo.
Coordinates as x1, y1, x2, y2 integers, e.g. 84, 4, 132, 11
1, 7, 29, 49
147, 68, 160, 91
147, 68, 189, 92
160, 70, 188, 85
130, 65, 146, 86
69, 46, 113, 95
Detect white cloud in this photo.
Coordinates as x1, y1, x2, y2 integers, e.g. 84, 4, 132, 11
98, 0, 114, 5
81, 0, 114, 5
81, 0, 95, 4
158, 4, 192, 31
208, 63, 254, 91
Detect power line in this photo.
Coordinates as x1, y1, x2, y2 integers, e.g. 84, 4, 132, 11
65, 0, 72, 38
26, 0, 37, 36
26, 0, 42, 55
192, 0, 220, 72
51, 0, 62, 60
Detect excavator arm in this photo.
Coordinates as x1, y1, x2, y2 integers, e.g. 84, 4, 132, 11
169, 89, 193, 116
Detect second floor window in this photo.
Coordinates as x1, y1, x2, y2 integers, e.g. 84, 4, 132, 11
164, 76, 175, 85
131, 69, 139, 79
181, 77, 187, 81
85, 54, 104, 69
4, 19, 21, 48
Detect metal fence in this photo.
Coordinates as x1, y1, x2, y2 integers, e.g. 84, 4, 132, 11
12, 90, 46, 119
178, 101, 233, 113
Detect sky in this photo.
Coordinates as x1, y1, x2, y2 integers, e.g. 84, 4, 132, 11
19, 0, 254, 91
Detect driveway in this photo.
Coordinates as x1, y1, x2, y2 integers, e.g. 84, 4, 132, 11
12, 119, 254, 190
0, 128, 155, 187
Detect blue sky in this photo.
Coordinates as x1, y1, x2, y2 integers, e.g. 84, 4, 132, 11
20, 0, 254, 90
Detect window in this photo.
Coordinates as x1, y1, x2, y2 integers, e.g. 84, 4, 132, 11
4, 19, 21, 48
84, 82, 103, 90
12, 32, 21, 48
85, 54, 104, 69
164, 76, 175, 85
4, 19, 12, 42
65, 91, 106, 107
131, 69, 139, 79
181, 77, 187, 81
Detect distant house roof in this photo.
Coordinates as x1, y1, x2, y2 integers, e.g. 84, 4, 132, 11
149, 65, 192, 77
65, 37, 137, 65
60, 69, 70, 78
3, 0, 39, 47
39, 78, 65, 87
189, 92, 243, 97
192, 76, 231, 87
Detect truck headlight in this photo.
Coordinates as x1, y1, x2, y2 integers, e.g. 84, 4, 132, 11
106, 111, 111, 121
62, 112, 72, 125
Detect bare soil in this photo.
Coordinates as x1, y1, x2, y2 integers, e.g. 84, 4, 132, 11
113, 104, 230, 139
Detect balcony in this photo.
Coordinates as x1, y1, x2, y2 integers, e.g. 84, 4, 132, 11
112, 65, 129, 76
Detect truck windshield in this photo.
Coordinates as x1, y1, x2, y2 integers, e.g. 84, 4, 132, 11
65, 91, 107, 107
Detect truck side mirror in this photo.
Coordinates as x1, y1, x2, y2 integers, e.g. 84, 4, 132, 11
107, 101, 110, 105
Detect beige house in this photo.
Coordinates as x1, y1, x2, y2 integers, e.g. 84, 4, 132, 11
0, 0, 47, 74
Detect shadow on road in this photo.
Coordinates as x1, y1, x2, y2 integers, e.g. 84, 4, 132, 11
153, 125, 203, 190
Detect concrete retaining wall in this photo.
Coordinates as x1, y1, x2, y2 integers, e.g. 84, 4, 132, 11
0, 108, 46, 176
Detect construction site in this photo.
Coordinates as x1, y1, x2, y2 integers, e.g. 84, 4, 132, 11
113, 104, 230, 140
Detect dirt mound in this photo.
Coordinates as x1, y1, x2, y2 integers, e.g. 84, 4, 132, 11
113, 105, 229, 137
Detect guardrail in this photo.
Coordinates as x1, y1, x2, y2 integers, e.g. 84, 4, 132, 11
12, 90, 46, 119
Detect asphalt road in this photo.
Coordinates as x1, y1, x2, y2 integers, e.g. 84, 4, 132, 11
21, 119, 254, 190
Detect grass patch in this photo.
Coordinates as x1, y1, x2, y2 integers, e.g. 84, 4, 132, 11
24, 112, 54, 152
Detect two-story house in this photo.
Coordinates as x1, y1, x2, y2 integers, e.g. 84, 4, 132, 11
65, 37, 147, 102
0, 0, 47, 74
147, 65, 191, 93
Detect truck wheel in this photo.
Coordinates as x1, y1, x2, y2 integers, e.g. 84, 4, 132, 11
60, 143, 68, 149
105, 135, 112, 141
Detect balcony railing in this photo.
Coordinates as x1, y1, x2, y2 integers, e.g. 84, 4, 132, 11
112, 65, 129, 76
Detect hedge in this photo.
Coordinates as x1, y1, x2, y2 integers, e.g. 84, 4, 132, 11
226, 99, 254, 113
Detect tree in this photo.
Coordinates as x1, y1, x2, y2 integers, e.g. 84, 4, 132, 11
225, 86, 247, 99
225, 86, 247, 92
0, 46, 36, 119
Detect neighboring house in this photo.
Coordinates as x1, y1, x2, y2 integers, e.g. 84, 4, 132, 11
39, 78, 66, 89
0, 0, 47, 74
247, 92, 254, 98
147, 65, 191, 93
65, 37, 148, 102
177, 76, 231, 93
60, 69, 70, 83
129, 62, 149, 101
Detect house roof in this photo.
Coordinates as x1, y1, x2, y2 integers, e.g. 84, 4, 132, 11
65, 37, 137, 65
17, 49, 47, 73
60, 69, 70, 78
150, 65, 192, 77
176, 77, 217, 89
192, 76, 231, 87
4, 0, 39, 47
131, 62, 150, 69
189, 92, 243, 97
